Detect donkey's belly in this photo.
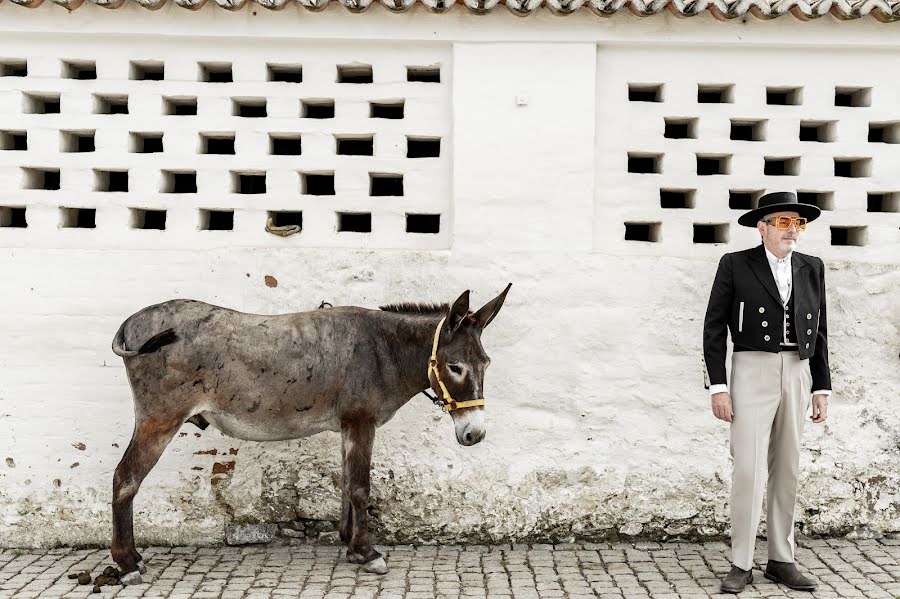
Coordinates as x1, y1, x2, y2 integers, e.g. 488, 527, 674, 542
199, 409, 340, 442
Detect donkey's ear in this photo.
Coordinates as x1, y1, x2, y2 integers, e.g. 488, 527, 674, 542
446, 290, 470, 335
473, 283, 512, 329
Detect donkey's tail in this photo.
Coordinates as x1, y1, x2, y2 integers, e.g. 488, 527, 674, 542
112, 320, 179, 358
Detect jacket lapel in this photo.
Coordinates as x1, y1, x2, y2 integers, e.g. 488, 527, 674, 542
749, 244, 783, 305
791, 251, 810, 305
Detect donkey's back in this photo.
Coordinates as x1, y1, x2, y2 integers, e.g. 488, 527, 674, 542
112, 299, 373, 441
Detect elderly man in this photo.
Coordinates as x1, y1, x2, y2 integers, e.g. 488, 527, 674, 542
703, 191, 832, 594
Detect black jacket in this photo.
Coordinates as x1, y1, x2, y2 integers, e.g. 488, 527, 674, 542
703, 244, 831, 392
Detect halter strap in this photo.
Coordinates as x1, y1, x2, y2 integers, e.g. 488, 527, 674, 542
426, 317, 486, 413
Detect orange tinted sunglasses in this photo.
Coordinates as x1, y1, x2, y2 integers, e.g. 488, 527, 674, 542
764, 215, 807, 231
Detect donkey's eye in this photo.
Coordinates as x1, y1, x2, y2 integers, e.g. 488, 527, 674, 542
448, 363, 463, 376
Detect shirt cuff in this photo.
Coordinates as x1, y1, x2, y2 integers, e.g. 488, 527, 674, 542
709, 384, 728, 396
812, 390, 831, 397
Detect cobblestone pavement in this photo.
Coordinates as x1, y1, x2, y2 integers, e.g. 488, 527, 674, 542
1, 539, 898, 599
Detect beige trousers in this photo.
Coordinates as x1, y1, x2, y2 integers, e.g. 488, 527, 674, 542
729, 350, 812, 571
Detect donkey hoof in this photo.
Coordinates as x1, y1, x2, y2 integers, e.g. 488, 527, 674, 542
362, 556, 388, 575
119, 570, 144, 586
137, 561, 147, 574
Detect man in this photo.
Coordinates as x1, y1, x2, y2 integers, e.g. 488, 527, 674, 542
703, 191, 832, 594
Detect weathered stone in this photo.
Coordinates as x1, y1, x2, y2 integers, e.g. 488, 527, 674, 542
225, 524, 278, 546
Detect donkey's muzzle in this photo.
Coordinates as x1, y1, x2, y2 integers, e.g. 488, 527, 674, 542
453, 407, 485, 446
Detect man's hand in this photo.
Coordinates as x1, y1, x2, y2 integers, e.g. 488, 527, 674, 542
811, 394, 828, 423
711, 392, 733, 423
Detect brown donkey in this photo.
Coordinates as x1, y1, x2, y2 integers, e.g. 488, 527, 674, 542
109, 285, 511, 584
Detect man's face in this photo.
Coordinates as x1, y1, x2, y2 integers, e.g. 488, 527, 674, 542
757, 210, 802, 255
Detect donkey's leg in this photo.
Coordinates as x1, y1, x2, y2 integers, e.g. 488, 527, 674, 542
111, 415, 183, 583
339, 434, 353, 545
340, 418, 386, 574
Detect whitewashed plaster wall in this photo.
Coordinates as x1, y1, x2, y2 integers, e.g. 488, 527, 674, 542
0, 5, 898, 548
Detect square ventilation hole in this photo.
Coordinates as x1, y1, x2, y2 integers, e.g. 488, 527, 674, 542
63, 60, 96, 80
234, 172, 266, 194
693, 223, 729, 244
370, 101, 404, 119
200, 62, 232, 83
831, 226, 867, 246
728, 190, 763, 210
62, 130, 95, 153
624, 222, 661, 242
337, 64, 373, 84
764, 156, 800, 176
94, 94, 128, 115
233, 98, 267, 118
800, 121, 835, 143
697, 84, 734, 104
766, 87, 802, 106
664, 118, 697, 139
627, 153, 662, 174
24, 168, 60, 190
25, 93, 60, 114
131, 208, 166, 230
0, 206, 27, 228
201, 134, 235, 155
130, 61, 164, 81
338, 212, 372, 232
867, 192, 899, 213
834, 157, 871, 178
697, 154, 730, 176
164, 96, 197, 116
1, 130, 27, 151
94, 170, 128, 192
730, 120, 766, 142
302, 100, 334, 119
797, 191, 834, 211
660, 189, 696, 209
835, 87, 871, 108
336, 136, 374, 156
268, 211, 303, 230
406, 213, 440, 234
199, 209, 234, 231
59, 207, 96, 229
0, 59, 27, 77
267, 63, 302, 83
628, 83, 663, 103
130, 132, 163, 153
370, 174, 404, 197
270, 134, 302, 155
163, 171, 198, 194
869, 122, 900, 144
407, 137, 441, 158
407, 66, 440, 83
302, 173, 335, 196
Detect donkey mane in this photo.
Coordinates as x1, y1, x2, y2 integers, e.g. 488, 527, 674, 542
378, 302, 449, 315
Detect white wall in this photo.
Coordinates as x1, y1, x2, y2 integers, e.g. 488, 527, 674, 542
0, 5, 898, 547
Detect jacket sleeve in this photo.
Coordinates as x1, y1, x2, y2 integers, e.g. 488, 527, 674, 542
703, 253, 733, 388
810, 258, 832, 391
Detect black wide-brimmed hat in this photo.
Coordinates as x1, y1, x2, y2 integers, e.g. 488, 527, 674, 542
737, 191, 822, 227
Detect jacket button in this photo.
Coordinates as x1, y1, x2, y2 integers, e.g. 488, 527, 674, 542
807, 313, 812, 319
807, 329, 812, 335
762, 321, 768, 327
806, 343, 810, 349
759, 307, 765, 314
764, 335, 771, 341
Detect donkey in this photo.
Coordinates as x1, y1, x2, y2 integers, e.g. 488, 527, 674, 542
108, 285, 511, 584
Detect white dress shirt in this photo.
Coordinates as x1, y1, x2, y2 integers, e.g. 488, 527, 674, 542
709, 246, 830, 398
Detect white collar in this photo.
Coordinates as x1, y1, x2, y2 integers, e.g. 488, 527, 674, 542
764, 246, 793, 267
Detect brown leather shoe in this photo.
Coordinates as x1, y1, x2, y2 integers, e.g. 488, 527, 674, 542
720, 565, 753, 594
764, 560, 817, 591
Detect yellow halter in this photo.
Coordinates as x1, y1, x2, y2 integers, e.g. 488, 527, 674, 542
427, 317, 486, 413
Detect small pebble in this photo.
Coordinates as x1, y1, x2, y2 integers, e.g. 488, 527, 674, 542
77, 572, 92, 585
92, 584, 101, 593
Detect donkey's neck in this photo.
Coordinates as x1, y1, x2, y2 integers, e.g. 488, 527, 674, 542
377, 312, 443, 402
